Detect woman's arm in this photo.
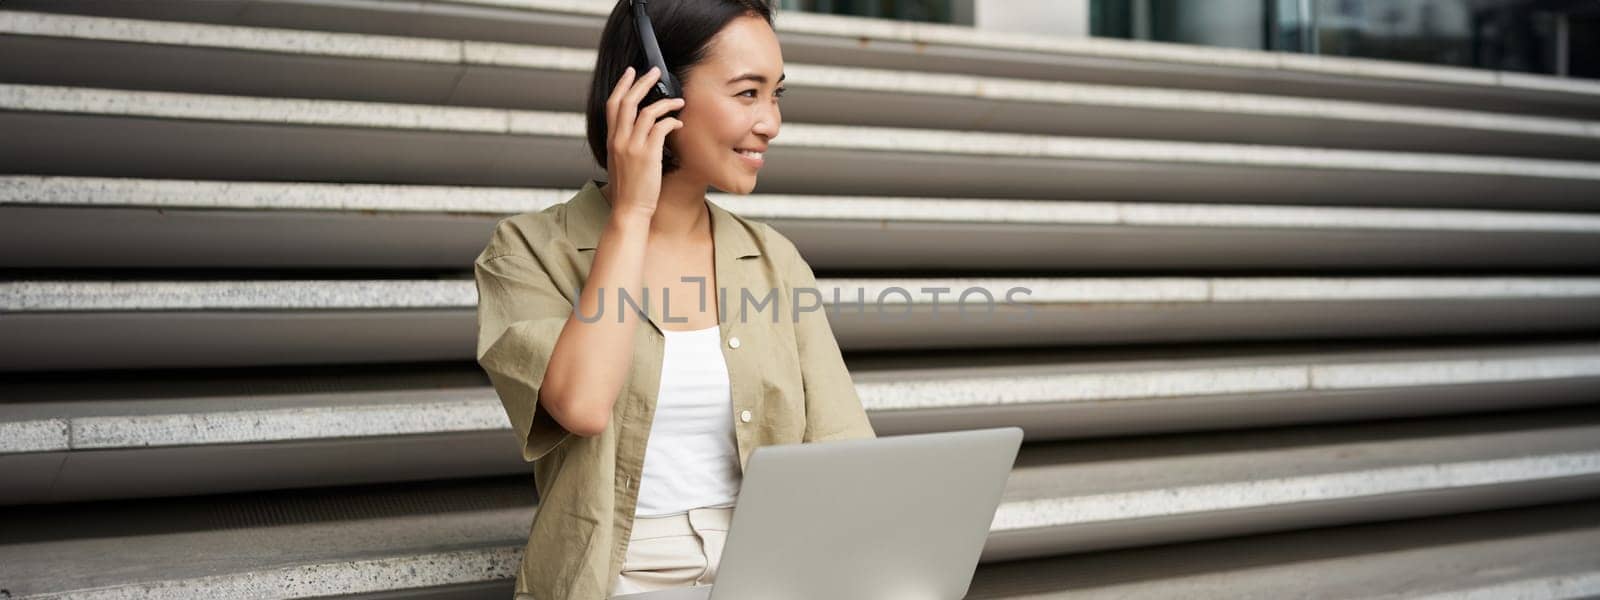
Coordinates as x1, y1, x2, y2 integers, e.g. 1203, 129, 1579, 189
536, 209, 654, 437
501, 65, 681, 441
474, 207, 653, 462
542, 65, 682, 437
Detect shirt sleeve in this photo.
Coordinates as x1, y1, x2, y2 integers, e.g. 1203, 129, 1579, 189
474, 251, 577, 462
776, 228, 878, 443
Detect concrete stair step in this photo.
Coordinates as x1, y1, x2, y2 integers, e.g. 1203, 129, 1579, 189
0, 477, 534, 600
3, 278, 1599, 370
9, 0, 1600, 119
5, 11, 1599, 160
6, 177, 1600, 271
967, 499, 1600, 599
986, 403, 1600, 561
5, 85, 1600, 209
5, 2, 1596, 598
3, 340, 1597, 504
4, 407, 1600, 597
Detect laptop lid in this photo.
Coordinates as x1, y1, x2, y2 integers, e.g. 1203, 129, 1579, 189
707, 426, 1024, 600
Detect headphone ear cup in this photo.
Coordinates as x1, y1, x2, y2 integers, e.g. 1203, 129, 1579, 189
660, 116, 677, 170
666, 122, 682, 164
641, 86, 681, 168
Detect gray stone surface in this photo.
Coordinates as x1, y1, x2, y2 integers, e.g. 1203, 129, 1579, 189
6, 277, 1600, 312
3, 343, 1596, 454
9, 176, 1600, 232
5, 415, 1600, 597
4, 11, 1596, 151
2, 1, 1598, 598
4, 83, 1599, 181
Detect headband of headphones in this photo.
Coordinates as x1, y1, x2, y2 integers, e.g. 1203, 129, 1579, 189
630, 0, 683, 98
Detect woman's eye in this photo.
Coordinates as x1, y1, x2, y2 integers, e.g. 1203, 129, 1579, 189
738, 88, 786, 100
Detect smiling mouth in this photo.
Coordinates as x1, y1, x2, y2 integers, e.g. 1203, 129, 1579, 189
734, 148, 764, 159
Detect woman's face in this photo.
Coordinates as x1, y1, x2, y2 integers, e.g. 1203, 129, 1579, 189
668, 14, 784, 195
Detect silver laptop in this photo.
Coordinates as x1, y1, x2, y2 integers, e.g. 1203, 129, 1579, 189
610, 426, 1024, 600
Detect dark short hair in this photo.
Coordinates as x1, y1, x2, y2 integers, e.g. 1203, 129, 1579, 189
587, 0, 776, 175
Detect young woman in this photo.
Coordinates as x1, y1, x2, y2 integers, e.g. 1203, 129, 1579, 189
473, 1, 876, 598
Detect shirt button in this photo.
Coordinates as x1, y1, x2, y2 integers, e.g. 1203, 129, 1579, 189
728, 336, 741, 349
740, 410, 752, 423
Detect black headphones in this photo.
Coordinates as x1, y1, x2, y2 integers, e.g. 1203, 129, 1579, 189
630, 0, 683, 100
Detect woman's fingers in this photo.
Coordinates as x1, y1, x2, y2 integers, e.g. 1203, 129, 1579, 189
601, 67, 672, 220
604, 66, 636, 146
647, 117, 684, 155
607, 66, 655, 153
613, 67, 662, 151
626, 66, 662, 107
631, 97, 685, 149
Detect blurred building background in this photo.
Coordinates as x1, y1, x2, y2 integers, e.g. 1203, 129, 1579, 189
787, 0, 1599, 78
3, 0, 1600, 598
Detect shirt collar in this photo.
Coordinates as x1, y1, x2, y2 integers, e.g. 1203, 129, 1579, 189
566, 179, 762, 260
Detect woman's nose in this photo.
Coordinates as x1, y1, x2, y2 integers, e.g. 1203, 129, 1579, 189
754, 104, 779, 140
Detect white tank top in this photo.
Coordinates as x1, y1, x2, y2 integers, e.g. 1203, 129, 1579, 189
633, 324, 743, 517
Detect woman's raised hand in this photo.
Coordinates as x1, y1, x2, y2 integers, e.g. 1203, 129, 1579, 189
604, 65, 685, 221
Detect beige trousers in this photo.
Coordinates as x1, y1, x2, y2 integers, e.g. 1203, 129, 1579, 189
511, 506, 733, 600
610, 506, 733, 597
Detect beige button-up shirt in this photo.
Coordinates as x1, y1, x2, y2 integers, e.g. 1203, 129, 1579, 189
474, 179, 877, 599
